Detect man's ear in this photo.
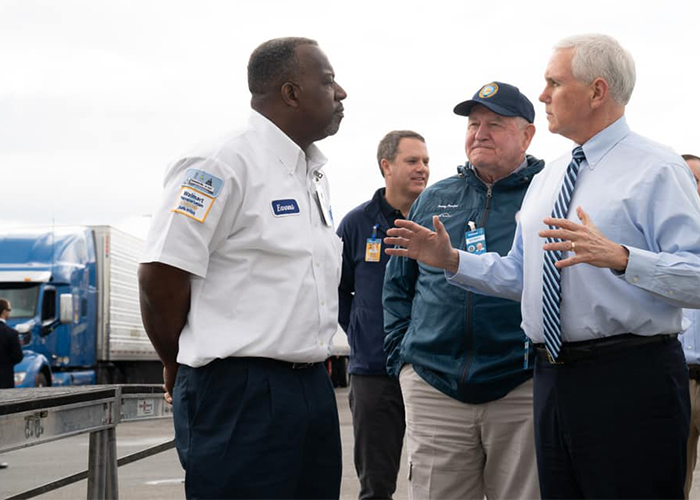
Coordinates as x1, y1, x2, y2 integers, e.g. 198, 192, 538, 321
281, 82, 301, 108
590, 77, 609, 109
380, 158, 391, 178
522, 123, 536, 150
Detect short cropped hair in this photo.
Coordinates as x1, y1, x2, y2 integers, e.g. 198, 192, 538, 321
682, 154, 700, 163
376, 130, 426, 177
247, 37, 318, 95
554, 34, 636, 106
0, 299, 9, 315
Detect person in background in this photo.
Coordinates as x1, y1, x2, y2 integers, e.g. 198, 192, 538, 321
337, 130, 429, 499
681, 152, 700, 498
0, 298, 24, 470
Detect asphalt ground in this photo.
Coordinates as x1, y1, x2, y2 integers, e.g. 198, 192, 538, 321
1, 387, 697, 499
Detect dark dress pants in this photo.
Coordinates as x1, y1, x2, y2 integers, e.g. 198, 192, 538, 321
533, 338, 689, 499
173, 357, 342, 499
349, 374, 405, 500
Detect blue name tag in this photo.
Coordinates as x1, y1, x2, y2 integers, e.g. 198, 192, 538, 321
465, 227, 487, 254
271, 199, 300, 217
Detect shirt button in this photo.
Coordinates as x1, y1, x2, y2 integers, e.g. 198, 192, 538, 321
319, 340, 325, 346
632, 276, 639, 283
320, 300, 325, 306
669, 290, 674, 295
316, 262, 321, 267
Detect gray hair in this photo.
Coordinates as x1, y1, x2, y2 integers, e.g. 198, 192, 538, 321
376, 130, 426, 177
554, 34, 636, 106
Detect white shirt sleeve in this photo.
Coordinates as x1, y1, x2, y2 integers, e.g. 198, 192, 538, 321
141, 156, 242, 278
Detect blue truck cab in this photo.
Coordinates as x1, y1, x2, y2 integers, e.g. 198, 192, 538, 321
0, 226, 160, 387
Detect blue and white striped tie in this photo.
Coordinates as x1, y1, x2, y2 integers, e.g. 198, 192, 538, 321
542, 146, 586, 361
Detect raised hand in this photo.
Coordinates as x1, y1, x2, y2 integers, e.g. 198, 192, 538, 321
540, 206, 629, 271
385, 216, 460, 274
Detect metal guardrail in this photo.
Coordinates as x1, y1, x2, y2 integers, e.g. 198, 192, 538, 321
0, 385, 174, 499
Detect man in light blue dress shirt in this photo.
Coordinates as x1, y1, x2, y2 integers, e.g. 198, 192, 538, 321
681, 152, 700, 498
385, 34, 700, 499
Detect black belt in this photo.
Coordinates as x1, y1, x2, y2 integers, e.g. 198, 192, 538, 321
535, 333, 678, 365
232, 357, 318, 370
689, 365, 700, 381
269, 359, 317, 370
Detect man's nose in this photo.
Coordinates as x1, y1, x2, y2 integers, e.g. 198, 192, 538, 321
335, 82, 347, 101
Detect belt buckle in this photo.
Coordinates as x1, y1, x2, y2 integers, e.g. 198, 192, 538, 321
546, 350, 564, 365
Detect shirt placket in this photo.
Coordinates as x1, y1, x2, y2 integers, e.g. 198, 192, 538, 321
298, 156, 329, 352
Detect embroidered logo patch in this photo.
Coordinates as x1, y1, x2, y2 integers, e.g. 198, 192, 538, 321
173, 188, 214, 222
271, 199, 300, 217
478, 83, 499, 99
172, 169, 223, 223
183, 169, 223, 198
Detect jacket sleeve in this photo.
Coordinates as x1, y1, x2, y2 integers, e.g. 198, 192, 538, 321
383, 247, 419, 379
337, 218, 355, 333
9, 328, 23, 365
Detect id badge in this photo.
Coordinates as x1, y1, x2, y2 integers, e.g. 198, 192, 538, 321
365, 238, 381, 262
314, 183, 333, 227
465, 227, 487, 254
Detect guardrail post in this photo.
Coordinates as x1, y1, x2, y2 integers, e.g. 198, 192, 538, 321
87, 427, 119, 499
86, 386, 120, 499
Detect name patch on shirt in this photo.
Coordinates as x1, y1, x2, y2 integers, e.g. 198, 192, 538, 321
271, 199, 300, 217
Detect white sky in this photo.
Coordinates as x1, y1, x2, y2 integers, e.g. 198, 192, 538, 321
2, 0, 699, 239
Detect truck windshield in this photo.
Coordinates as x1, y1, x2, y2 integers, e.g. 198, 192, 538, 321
0, 284, 40, 318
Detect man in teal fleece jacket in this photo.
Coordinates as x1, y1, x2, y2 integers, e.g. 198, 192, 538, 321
383, 81, 543, 500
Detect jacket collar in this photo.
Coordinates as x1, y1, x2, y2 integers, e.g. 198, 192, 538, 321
458, 154, 545, 189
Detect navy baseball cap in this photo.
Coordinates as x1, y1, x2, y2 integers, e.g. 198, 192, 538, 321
453, 81, 535, 123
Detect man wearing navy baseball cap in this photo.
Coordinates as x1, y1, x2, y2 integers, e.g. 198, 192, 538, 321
384, 81, 544, 499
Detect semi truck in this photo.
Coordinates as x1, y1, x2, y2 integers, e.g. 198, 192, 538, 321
1, 226, 162, 387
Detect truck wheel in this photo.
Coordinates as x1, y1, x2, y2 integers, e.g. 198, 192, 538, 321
35, 372, 49, 387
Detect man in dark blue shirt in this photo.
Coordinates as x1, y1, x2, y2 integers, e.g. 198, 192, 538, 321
337, 130, 429, 499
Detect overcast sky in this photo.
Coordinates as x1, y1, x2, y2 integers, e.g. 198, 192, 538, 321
2, 0, 699, 239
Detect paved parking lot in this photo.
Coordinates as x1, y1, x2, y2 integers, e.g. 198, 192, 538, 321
0, 388, 406, 500
2, 386, 698, 499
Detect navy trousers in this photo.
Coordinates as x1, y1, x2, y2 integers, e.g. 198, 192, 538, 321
173, 357, 342, 499
534, 338, 689, 499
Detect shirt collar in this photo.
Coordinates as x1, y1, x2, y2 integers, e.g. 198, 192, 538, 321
579, 116, 630, 170
248, 110, 328, 175
0, 318, 5, 323
376, 188, 403, 220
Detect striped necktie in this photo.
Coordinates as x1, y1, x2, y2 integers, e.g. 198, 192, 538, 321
542, 146, 586, 361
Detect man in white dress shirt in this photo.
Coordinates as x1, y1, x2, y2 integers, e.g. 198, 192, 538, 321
384, 34, 700, 498
138, 37, 347, 499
